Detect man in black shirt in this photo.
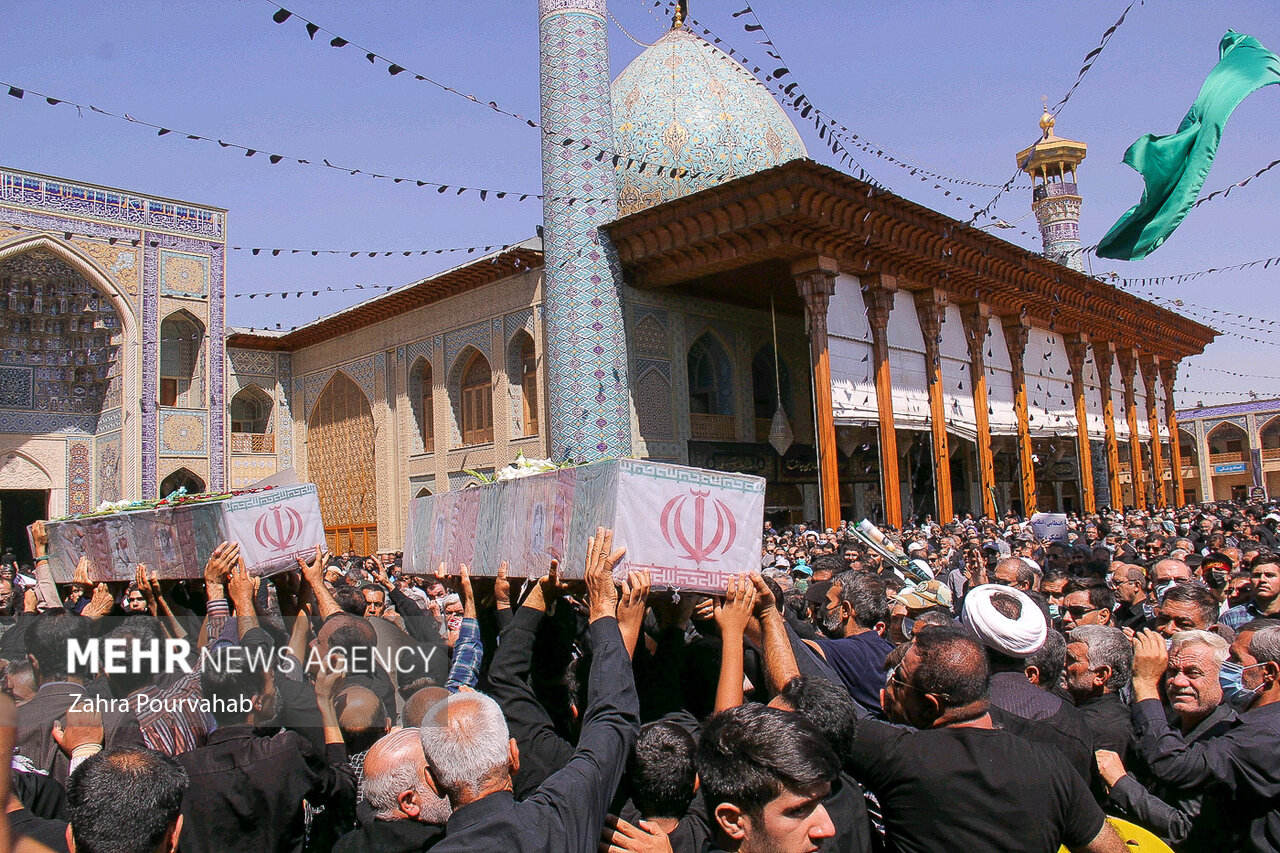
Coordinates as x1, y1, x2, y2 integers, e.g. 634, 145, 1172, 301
1130, 624, 1280, 852
696, 703, 838, 853
177, 644, 356, 853
335, 727, 449, 853
849, 625, 1124, 852
66, 747, 188, 853
1065, 625, 1135, 761
420, 527, 640, 853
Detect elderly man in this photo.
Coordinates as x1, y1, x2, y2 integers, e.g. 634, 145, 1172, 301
1222, 554, 1280, 630
993, 557, 1038, 592
335, 728, 451, 853
1109, 565, 1152, 630
1064, 626, 1134, 760
1155, 584, 1221, 639
1152, 558, 1194, 600
848, 625, 1125, 852
1129, 622, 1280, 852
419, 528, 639, 853
961, 585, 1094, 779
1060, 579, 1115, 632
1095, 630, 1238, 852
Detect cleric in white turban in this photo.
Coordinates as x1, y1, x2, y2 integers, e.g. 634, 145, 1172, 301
960, 584, 1047, 658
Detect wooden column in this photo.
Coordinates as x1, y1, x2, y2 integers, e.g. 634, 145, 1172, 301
1117, 348, 1146, 510
1064, 333, 1096, 514
961, 303, 997, 518
793, 257, 841, 531
1161, 360, 1186, 506
1002, 317, 1037, 515
914, 288, 953, 522
1141, 355, 1167, 508
863, 274, 901, 527
1093, 341, 1123, 509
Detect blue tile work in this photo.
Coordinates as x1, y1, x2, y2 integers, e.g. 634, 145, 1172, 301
538, 0, 631, 461
444, 323, 493, 374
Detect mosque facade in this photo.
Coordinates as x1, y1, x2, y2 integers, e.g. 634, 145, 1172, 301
0, 4, 1214, 557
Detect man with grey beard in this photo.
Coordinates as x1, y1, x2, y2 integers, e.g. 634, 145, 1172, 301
807, 570, 893, 714
336, 728, 451, 852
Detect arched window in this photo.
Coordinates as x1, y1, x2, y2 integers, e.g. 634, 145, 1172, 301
159, 311, 205, 407
751, 346, 793, 420
509, 332, 538, 437
687, 333, 733, 416
160, 468, 205, 498
418, 360, 435, 453
230, 386, 272, 433
415, 487, 432, 499
1207, 422, 1249, 458
461, 352, 493, 445
1261, 417, 1280, 451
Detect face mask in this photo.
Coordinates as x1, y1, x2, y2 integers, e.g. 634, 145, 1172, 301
1047, 603, 1061, 622
447, 615, 463, 633
1219, 660, 1265, 708
1155, 580, 1177, 600
1210, 569, 1228, 588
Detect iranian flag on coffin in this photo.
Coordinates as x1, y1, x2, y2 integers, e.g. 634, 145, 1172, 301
403, 460, 764, 594
220, 484, 326, 576
40, 484, 324, 582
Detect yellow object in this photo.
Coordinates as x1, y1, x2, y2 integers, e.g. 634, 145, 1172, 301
1057, 817, 1174, 853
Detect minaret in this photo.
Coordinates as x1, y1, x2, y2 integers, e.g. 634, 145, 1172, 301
1017, 102, 1088, 271
537, 0, 632, 462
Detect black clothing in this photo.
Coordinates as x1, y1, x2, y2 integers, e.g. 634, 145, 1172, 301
430, 616, 640, 853
823, 771, 874, 853
616, 800, 711, 853
12, 768, 67, 820
1115, 600, 1154, 631
176, 725, 355, 853
333, 817, 444, 853
15, 682, 145, 785
847, 719, 1105, 853
1108, 703, 1239, 852
1076, 691, 1136, 759
7, 805, 69, 852
989, 671, 1093, 779
1133, 697, 1280, 852
815, 632, 894, 714
487, 603, 575, 798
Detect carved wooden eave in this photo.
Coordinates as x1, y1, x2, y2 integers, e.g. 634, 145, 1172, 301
225, 243, 544, 352
603, 159, 1217, 362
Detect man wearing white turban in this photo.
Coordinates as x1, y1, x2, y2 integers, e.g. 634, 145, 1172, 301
962, 584, 1094, 781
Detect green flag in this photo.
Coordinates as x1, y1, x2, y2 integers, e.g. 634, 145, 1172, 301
1097, 30, 1280, 261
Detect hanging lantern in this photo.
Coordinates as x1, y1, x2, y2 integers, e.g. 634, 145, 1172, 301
769, 403, 794, 456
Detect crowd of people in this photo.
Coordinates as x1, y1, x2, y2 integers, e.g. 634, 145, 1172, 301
0, 500, 1277, 851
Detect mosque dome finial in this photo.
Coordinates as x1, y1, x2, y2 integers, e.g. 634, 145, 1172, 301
673, 0, 686, 29
1039, 96, 1055, 138
611, 18, 806, 216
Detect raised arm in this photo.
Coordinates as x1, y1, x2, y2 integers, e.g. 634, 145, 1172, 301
748, 573, 800, 695
713, 574, 757, 712
299, 545, 341, 622
615, 569, 651, 660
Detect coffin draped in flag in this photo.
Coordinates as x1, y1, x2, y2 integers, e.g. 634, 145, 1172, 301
404, 459, 765, 594
38, 484, 325, 582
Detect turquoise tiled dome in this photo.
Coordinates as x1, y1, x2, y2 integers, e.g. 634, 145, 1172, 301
611, 25, 807, 216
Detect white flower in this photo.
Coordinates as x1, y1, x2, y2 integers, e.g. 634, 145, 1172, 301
495, 453, 560, 482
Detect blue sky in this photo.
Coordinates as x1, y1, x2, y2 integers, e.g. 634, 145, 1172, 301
3, 0, 1279, 403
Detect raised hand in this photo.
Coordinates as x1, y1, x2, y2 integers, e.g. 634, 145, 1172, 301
52, 704, 104, 757
82, 584, 115, 621
204, 542, 239, 598
298, 545, 328, 588
601, 815, 674, 853
617, 569, 651, 659
494, 561, 511, 609
1131, 629, 1169, 702
459, 564, 476, 620
748, 572, 776, 619
584, 528, 625, 623
72, 556, 94, 591
714, 574, 758, 637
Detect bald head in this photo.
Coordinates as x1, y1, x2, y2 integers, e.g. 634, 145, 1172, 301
403, 685, 450, 728
362, 728, 451, 824
317, 612, 378, 657
336, 686, 389, 755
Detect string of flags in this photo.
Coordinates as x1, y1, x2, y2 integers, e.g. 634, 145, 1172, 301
660, 1, 1030, 194
0, 219, 530, 263
1102, 251, 1280, 288
1117, 283, 1280, 335
1184, 363, 1280, 383
1192, 155, 1280, 209
969, 0, 1144, 225
1, 80, 609, 205
248, 0, 730, 186
230, 242, 515, 257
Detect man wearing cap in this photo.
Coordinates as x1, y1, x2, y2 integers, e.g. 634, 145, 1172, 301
808, 571, 893, 715
887, 581, 952, 645
962, 585, 1094, 779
